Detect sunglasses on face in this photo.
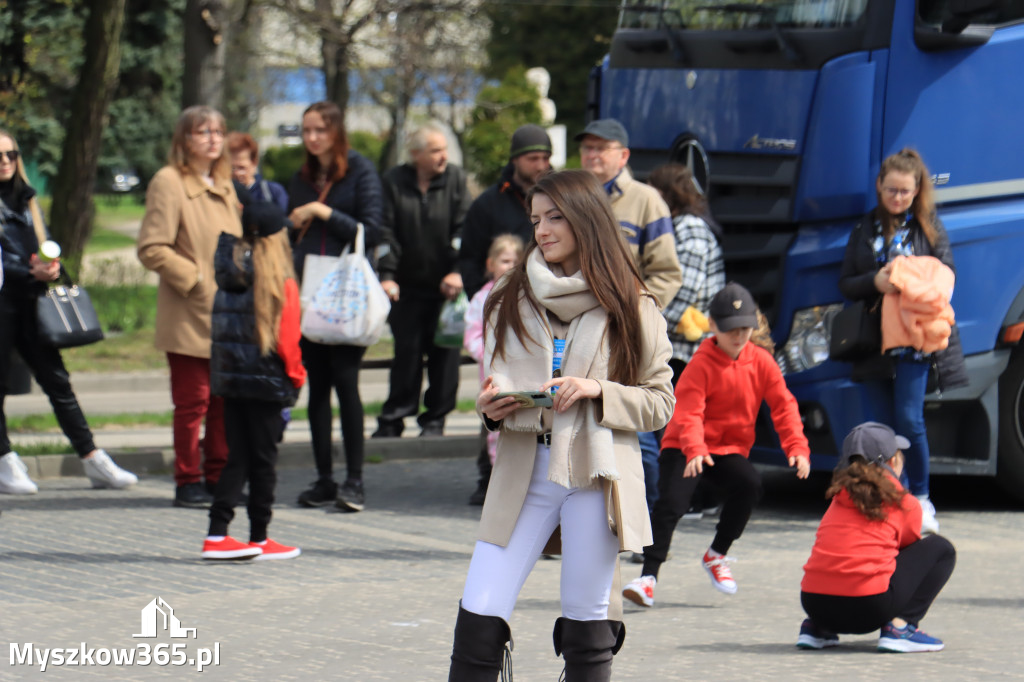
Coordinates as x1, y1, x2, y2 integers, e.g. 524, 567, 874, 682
0, 150, 19, 163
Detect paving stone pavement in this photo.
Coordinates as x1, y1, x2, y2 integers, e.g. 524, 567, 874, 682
2, 461, 1023, 681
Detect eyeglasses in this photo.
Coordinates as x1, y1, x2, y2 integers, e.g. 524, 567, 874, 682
192, 129, 225, 139
882, 186, 915, 199
0, 150, 19, 163
580, 143, 624, 156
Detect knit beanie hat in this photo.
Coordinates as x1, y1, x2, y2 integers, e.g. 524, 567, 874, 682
510, 124, 552, 159
242, 202, 291, 238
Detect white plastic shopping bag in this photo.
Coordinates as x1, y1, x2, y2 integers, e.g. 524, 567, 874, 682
300, 224, 391, 346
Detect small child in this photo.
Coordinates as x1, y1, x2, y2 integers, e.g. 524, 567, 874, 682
623, 282, 810, 606
463, 234, 524, 505
201, 203, 307, 561
798, 422, 955, 652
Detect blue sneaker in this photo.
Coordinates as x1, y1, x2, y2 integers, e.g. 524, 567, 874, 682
796, 619, 839, 649
877, 622, 944, 653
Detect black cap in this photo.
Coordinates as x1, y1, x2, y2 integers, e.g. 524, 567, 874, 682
708, 282, 758, 331
242, 202, 291, 238
838, 421, 911, 470
510, 124, 552, 159
574, 118, 629, 147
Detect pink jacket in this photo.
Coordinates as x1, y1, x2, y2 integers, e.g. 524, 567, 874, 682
881, 255, 955, 354
464, 280, 494, 382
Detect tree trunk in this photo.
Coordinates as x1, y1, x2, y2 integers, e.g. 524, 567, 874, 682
183, 0, 227, 108
48, 0, 126, 268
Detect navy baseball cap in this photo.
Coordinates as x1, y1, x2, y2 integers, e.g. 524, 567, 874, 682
574, 119, 629, 147
839, 422, 911, 469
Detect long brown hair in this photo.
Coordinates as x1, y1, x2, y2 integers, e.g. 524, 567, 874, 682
484, 169, 646, 385
168, 106, 231, 184
647, 162, 708, 218
876, 148, 937, 246
826, 457, 907, 521
300, 101, 350, 183
240, 230, 296, 356
0, 129, 47, 246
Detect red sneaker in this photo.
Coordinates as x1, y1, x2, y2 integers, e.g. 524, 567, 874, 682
250, 538, 301, 561
702, 549, 737, 594
202, 536, 262, 560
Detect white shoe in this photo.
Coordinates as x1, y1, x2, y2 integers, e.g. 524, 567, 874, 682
83, 450, 138, 489
0, 452, 39, 494
917, 496, 939, 535
623, 575, 656, 607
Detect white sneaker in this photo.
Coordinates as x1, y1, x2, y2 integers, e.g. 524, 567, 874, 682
917, 496, 939, 535
0, 452, 39, 494
623, 575, 656, 607
82, 450, 138, 489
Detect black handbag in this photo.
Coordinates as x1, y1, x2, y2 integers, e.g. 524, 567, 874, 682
829, 299, 881, 362
36, 268, 105, 349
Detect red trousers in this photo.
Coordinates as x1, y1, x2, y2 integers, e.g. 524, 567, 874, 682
167, 352, 228, 486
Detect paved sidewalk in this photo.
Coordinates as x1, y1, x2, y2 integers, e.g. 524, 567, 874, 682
1, 464, 1021, 680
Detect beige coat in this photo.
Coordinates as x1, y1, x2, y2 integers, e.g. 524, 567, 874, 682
478, 297, 675, 554
137, 166, 241, 359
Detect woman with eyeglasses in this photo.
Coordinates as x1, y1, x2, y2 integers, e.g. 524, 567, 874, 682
837, 148, 967, 536
137, 106, 243, 509
0, 130, 138, 494
288, 101, 384, 512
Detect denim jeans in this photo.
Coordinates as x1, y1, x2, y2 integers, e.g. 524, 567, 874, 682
637, 430, 660, 513
863, 356, 932, 497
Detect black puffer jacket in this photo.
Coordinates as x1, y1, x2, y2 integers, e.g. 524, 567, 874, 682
288, 150, 383, 283
838, 210, 969, 392
210, 233, 299, 406
457, 163, 533, 299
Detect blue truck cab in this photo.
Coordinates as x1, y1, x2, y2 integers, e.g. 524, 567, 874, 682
593, 0, 1024, 496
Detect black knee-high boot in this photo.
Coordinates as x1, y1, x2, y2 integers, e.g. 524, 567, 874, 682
448, 604, 512, 682
552, 618, 625, 682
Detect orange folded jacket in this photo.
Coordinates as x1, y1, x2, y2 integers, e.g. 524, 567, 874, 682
881, 255, 955, 354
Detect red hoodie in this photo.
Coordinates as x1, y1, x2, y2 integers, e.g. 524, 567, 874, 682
802, 475, 922, 596
661, 337, 809, 463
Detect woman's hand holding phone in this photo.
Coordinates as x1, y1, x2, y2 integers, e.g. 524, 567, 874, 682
540, 376, 602, 414
478, 375, 522, 421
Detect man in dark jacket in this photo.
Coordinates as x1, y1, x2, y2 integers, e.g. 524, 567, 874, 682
457, 124, 552, 299
374, 123, 471, 438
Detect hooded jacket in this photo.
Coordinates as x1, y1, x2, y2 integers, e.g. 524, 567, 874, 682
210, 233, 305, 405
662, 337, 810, 463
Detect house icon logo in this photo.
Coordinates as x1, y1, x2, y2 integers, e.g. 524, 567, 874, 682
133, 597, 197, 639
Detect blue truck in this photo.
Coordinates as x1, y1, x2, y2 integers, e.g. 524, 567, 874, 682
591, 0, 1024, 496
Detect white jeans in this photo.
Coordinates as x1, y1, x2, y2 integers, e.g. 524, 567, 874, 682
461, 445, 620, 622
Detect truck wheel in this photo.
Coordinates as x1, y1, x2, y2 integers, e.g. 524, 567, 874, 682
997, 348, 1024, 501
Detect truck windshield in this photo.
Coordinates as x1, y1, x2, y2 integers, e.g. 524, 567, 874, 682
621, 0, 869, 30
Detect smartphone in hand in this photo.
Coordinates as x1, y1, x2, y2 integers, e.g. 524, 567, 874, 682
493, 391, 553, 408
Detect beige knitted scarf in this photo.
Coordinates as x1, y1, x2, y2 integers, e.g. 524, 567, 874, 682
486, 249, 618, 488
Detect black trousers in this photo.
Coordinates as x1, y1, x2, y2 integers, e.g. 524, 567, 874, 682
801, 534, 956, 633
379, 295, 460, 429
0, 296, 96, 457
208, 399, 282, 543
300, 338, 366, 481
642, 450, 763, 578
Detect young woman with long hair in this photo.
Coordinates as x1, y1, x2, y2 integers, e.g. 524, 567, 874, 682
288, 101, 384, 512
0, 130, 137, 494
447, 169, 675, 681
838, 148, 968, 534
138, 106, 242, 508
202, 203, 306, 561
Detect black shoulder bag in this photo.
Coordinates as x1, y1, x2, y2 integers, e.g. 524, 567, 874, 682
36, 266, 105, 348
829, 298, 881, 363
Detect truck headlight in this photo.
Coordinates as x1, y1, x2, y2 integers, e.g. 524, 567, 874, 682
775, 304, 843, 375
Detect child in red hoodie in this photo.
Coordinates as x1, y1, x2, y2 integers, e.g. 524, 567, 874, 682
624, 282, 810, 606
798, 422, 955, 652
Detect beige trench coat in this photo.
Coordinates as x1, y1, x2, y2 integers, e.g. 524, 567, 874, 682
137, 166, 242, 359
477, 298, 675, 614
